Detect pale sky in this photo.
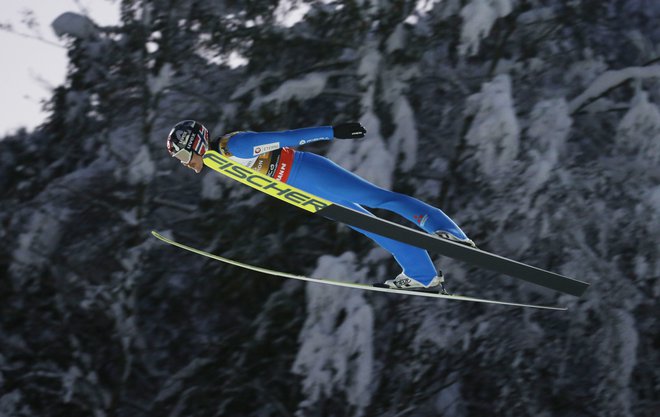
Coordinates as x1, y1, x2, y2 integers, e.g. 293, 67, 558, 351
0, 0, 120, 137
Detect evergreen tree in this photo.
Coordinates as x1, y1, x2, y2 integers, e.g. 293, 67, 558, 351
0, 1, 657, 416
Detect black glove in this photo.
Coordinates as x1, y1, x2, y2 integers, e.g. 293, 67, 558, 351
333, 122, 366, 139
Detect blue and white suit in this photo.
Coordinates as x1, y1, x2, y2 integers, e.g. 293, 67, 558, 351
211, 126, 469, 285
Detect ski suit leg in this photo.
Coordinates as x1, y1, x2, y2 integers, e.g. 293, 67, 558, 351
329, 200, 439, 282
287, 152, 461, 284
288, 152, 468, 238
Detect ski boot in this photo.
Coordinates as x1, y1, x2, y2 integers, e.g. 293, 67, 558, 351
435, 231, 477, 249
375, 272, 450, 295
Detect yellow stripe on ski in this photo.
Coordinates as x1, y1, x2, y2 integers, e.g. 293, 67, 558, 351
203, 150, 332, 213
151, 231, 568, 311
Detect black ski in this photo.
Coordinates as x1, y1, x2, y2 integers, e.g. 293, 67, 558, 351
318, 204, 589, 297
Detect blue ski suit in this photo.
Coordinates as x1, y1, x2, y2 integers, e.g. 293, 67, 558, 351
211, 126, 469, 285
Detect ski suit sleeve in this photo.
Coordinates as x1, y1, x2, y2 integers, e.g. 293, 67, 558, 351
225, 126, 334, 158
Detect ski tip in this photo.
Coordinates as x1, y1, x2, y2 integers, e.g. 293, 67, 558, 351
151, 230, 168, 241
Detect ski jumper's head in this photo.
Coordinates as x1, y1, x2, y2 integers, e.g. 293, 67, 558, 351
167, 120, 209, 173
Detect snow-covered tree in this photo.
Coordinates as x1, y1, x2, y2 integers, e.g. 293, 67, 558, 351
0, 1, 658, 416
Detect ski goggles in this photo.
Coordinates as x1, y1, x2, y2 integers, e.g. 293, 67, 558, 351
169, 133, 208, 164
172, 147, 194, 164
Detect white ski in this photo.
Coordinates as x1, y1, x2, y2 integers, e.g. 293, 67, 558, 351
152, 231, 567, 311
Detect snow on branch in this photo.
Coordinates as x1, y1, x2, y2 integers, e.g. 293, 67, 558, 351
274, 0, 311, 28
616, 90, 660, 165
52, 12, 98, 39
249, 72, 330, 110
464, 74, 520, 178
292, 253, 374, 416
568, 65, 660, 114
459, 0, 514, 56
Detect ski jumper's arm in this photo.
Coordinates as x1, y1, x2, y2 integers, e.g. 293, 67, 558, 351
225, 126, 334, 158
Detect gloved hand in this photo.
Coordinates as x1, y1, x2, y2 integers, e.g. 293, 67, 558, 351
333, 122, 366, 139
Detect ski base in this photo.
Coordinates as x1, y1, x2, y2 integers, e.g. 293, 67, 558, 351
151, 231, 567, 311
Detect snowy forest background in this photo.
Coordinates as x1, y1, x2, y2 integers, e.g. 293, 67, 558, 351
1, 0, 658, 416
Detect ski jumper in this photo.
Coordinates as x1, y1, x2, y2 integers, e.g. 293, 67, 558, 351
211, 126, 469, 285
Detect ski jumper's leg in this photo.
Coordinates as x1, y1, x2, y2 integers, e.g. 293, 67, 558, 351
329, 200, 439, 283
287, 152, 447, 284
289, 152, 469, 239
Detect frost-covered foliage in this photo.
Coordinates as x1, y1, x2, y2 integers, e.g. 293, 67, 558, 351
459, 0, 515, 56
0, 0, 658, 416
293, 253, 374, 417
464, 74, 520, 180
52, 12, 99, 39
616, 90, 660, 164
523, 98, 572, 194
